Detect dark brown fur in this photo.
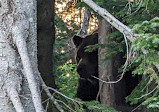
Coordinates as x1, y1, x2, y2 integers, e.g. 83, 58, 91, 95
72, 33, 99, 101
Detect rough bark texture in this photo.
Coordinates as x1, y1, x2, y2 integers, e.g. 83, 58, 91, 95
0, 0, 42, 111
37, 0, 56, 88
98, 19, 115, 107
98, 20, 136, 112
37, 0, 56, 111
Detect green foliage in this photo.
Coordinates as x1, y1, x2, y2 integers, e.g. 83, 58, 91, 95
53, 14, 77, 69
83, 101, 119, 112
132, 17, 159, 74
54, 1, 118, 111
56, 63, 78, 98
84, 44, 103, 52
88, 0, 159, 111
55, 63, 119, 112
55, 0, 159, 111
126, 17, 159, 111
85, 31, 124, 57
126, 77, 149, 105
54, 13, 78, 97
54, 4, 82, 111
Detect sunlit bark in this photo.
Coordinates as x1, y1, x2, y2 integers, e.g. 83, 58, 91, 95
0, 0, 44, 111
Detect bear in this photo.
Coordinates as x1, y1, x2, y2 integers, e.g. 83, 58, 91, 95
72, 33, 99, 101
72, 32, 141, 112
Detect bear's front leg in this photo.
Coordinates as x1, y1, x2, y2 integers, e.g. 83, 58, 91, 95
76, 78, 99, 101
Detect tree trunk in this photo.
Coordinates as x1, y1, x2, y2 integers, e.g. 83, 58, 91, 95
37, 0, 56, 111
37, 0, 56, 88
98, 19, 115, 107
0, 0, 43, 111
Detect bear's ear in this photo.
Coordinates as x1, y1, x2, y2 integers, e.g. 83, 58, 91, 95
72, 35, 83, 47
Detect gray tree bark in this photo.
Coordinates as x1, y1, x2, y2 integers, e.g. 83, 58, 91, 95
0, 0, 44, 112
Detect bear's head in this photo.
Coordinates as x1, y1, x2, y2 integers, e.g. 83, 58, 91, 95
72, 33, 98, 79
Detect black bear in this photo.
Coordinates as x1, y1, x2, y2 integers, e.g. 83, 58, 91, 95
72, 33, 99, 101
72, 32, 140, 112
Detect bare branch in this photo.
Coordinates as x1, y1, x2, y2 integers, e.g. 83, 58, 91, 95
48, 87, 102, 110
83, 0, 136, 42
135, 86, 158, 100
56, 100, 76, 112
38, 74, 64, 112
48, 87, 82, 104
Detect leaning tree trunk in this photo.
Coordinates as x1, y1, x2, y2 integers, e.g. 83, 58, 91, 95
98, 19, 115, 107
0, 0, 44, 112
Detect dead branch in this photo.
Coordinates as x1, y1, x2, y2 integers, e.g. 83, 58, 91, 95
77, 8, 91, 37
38, 74, 64, 112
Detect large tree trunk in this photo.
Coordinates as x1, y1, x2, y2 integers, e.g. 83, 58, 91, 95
0, 0, 44, 111
37, 0, 56, 88
98, 19, 115, 107
98, 19, 132, 112
37, 0, 56, 111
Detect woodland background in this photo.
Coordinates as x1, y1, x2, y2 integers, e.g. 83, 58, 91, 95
50, 0, 159, 112
0, 0, 158, 112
